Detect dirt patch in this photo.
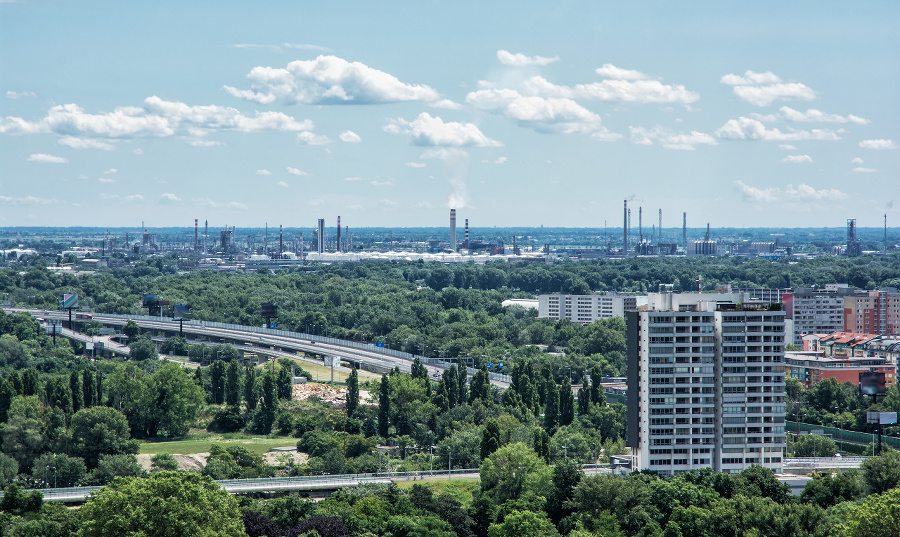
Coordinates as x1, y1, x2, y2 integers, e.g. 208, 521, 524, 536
136, 453, 209, 472
263, 451, 308, 466
293, 383, 347, 407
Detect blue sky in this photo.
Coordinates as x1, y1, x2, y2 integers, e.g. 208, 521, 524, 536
1, 1, 898, 229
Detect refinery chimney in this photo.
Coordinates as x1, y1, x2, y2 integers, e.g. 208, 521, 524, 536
682, 212, 687, 253
464, 219, 470, 250
337, 216, 341, 253
623, 200, 628, 254
450, 209, 457, 251
317, 219, 325, 254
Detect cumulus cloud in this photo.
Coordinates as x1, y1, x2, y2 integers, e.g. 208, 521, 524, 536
286, 167, 308, 176
378, 199, 399, 207
779, 154, 813, 164
256, 169, 272, 175
859, 139, 897, 149
405, 162, 427, 168
851, 157, 864, 165
6, 91, 36, 99
339, 130, 361, 143
27, 153, 68, 163
721, 70, 815, 107
98, 177, 116, 183
104, 168, 117, 174
494, 156, 508, 164
778, 144, 798, 150
594, 64, 650, 80
371, 180, 393, 186
277, 181, 289, 187
497, 50, 560, 67
715, 117, 841, 141
752, 106, 869, 124
384, 112, 501, 146
224, 55, 441, 105
852, 167, 878, 173
100, 193, 144, 202
344, 177, 363, 182
57, 137, 116, 150
522, 73, 698, 104
734, 180, 846, 203
432, 99, 463, 110
0, 195, 57, 205
186, 139, 224, 147
1, 97, 315, 142
133, 148, 143, 155
466, 87, 615, 136
159, 193, 181, 203
297, 131, 330, 145
628, 126, 717, 150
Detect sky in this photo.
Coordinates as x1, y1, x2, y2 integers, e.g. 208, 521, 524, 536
1, 1, 898, 230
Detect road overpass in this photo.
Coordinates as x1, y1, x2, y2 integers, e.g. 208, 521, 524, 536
5, 308, 511, 387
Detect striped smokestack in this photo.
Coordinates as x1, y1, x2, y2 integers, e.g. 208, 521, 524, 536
464, 218, 469, 250
336, 216, 341, 253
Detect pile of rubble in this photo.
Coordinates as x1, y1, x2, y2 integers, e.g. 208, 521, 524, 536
292, 382, 347, 407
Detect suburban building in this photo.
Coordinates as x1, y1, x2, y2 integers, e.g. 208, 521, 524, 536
784, 351, 896, 390
782, 285, 866, 347
843, 288, 900, 337
538, 292, 637, 324
626, 292, 786, 477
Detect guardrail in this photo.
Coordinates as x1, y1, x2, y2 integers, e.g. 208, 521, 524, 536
786, 421, 900, 449
782, 457, 865, 469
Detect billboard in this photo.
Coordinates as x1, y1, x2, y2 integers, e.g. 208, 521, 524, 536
142, 294, 159, 307
867, 411, 898, 425
173, 305, 190, 320
261, 302, 277, 317
860, 371, 887, 395
60, 294, 78, 309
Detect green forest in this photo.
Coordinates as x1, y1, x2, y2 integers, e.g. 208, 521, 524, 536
1, 255, 900, 536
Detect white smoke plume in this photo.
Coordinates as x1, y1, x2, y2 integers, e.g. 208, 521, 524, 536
420, 148, 471, 209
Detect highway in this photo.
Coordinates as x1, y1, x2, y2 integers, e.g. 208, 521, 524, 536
7, 308, 511, 387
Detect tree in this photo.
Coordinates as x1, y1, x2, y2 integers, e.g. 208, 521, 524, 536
378, 373, 391, 437
0, 453, 18, 487
70, 406, 139, 469
276, 363, 292, 401
0, 378, 13, 422
444, 366, 459, 408
800, 470, 863, 508
861, 449, 900, 495
209, 360, 225, 405
479, 442, 551, 505
244, 365, 259, 411
793, 433, 837, 457
148, 363, 205, 437
87, 454, 147, 485
470, 366, 490, 404
1, 395, 48, 470
481, 419, 502, 460
559, 379, 574, 426
81, 369, 94, 408
544, 382, 558, 432
69, 371, 83, 413
346, 367, 359, 416
77, 471, 246, 537
843, 485, 900, 537
487, 510, 559, 537
123, 319, 140, 343
21, 368, 40, 397
225, 360, 242, 407
31, 453, 87, 488
129, 335, 158, 361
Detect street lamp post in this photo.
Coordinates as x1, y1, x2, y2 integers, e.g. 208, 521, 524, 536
430, 445, 436, 475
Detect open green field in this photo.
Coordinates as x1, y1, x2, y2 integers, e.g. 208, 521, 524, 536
139, 435, 297, 455
394, 478, 480, 505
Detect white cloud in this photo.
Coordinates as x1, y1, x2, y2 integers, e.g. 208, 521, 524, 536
286, 167, 308, 176
494, 156, 508, 164
27, 153, 68, 163
466, 87, 615, 136
720, 70, 815, 106
379, 199, 399, 207
98, 177, 116, 183
420, 148, 468, 160
194, 197, 247, 209
779, 154, 813, 164
1, 98, 314, 141
344, 176, 363, 181
759, 106, 870, 125
594, 64, 649, 80
339, 130, 361, 143
186, 138, 224, 147
277, 181, 289, 187
104, 168, 117, 174
851, 157, 864, 165
405, 162, 427, 168
256, 169, 272, 175
100, 193, 144, 202
133, 148, 143, 155
159, 193, 181, 203
413, 201, 433, 209
715, 117, 841, 141
734, 180, 846, 203
224, 55, 441, 105
0, 195, 57, 205
432, 99, 463, 110
522, 74, 699, 104
859, 139, 897, 149
57, 137, 116, 150
297, 131, 330, 145
385, 112, 501, 146
371, 181, 393, 186
6, 90, 36, 99
628, 126, 717, 150
778, 144, 797, 150
282, 43, 331, 52
852, 167, 878, 173
497, 50, 560, 67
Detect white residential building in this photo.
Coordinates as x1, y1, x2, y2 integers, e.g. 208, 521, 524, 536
538, 292, 637, 323
626, 293, 786, 476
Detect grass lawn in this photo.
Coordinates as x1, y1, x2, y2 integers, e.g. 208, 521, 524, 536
394, 478, 481, 506
139, 435, 297, 455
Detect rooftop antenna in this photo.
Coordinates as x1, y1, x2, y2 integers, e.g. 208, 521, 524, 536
705, 223, 710, 241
